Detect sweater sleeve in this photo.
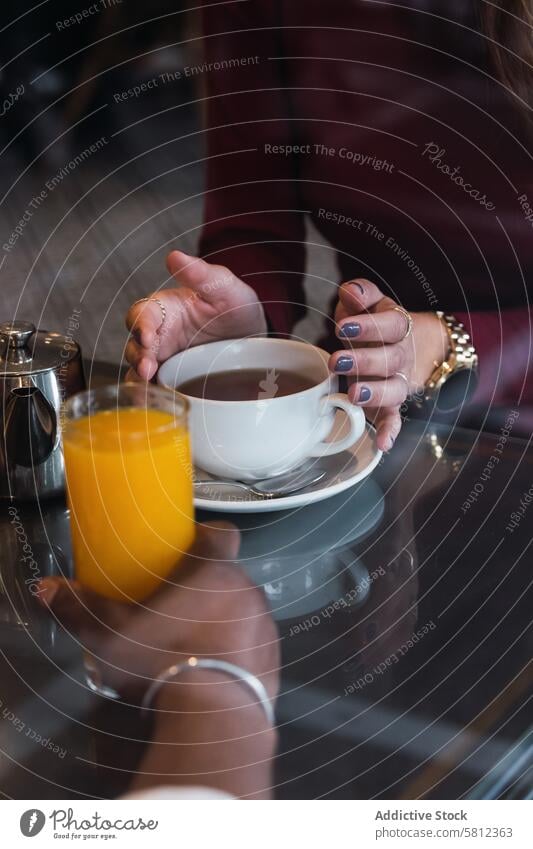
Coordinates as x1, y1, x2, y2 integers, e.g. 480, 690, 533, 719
198, 0, 307, 335
456, 307, 533, 408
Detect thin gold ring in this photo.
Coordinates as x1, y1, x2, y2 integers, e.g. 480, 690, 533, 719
394, 371, 410, 389
132, 297, 167, 327
393, 306, 413, 340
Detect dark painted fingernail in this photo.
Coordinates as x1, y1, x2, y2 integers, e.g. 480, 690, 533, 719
335, 355, 354, 372
338, 322, 361, 339
359, 386, 372, 402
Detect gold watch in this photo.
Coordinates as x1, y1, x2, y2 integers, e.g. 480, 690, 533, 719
417, 312, 479, 413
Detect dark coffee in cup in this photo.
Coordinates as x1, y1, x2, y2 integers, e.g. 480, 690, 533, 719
177, 368, 316, 402
158, 338, 365, 480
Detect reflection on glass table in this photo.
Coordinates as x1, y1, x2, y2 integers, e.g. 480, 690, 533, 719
0, 410, 531, 800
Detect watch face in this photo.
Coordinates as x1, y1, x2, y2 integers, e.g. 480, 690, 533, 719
435, 367, 479, 414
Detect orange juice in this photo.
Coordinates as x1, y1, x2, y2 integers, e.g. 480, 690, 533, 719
63, 407, 195, 601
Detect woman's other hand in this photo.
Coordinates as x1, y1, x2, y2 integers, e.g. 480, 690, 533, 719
125, 251, 267, 381
330, 278, 449, 452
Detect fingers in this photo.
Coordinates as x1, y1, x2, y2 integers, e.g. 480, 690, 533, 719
37, 577, 123, 630
374, 409, 403, 453
166, 250, 232, 303
37, 524, 241, 631
126, 297, 167, 347
125, 251, 236, 381
337, 278, 387, 315
329, 344, 409, 379
125, 339, 158, 381
346, 376, 410, 409
124, 366, 146, 383
125, 294, 174, 380
165, 522, 242, 587
188, 521, 241, 563
336, 307, 412, 344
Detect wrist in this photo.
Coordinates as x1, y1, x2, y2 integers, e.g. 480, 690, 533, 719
132, 667, 277, 800
112, 647, 278, 707
154, 668, 277, 747
413, 312, 450, 389
155, 666, 271, 711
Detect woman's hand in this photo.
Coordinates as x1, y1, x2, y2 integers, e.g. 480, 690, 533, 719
37, 523, 279, 705
330, 278, 449, 452
125, 251, 267, 381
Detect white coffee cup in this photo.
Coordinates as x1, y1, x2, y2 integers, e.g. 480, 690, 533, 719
157, 338, 365, 481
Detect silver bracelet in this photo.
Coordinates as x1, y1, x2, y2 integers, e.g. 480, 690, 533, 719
140, 656, 275, 725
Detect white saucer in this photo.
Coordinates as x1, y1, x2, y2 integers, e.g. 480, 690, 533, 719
193, 414, 383, 513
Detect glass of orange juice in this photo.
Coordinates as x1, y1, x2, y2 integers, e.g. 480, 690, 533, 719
63, 383, 195, 602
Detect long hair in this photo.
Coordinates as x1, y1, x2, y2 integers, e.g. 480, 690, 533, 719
480, 1, 533, 113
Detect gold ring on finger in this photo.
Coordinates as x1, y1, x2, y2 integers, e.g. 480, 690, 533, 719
394, 371, 411, 400
132, 297, 167, 328
393, 306, 413, 340
394, 371, 410, 390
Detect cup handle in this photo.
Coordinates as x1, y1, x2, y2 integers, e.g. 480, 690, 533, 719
309, 393, 365, 458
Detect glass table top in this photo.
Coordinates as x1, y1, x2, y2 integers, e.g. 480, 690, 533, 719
0, 387, 531, 799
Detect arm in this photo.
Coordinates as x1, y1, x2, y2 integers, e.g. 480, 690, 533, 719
198, 0, 307, 335
130, 670, 277, 800
124, 3, 306, 378
38, 524, 280, 800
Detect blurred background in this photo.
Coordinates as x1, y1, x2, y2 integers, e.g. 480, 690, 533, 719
0, 1, 331, 365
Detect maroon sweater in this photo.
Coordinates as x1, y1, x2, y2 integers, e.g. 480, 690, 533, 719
198, 0, 533, 416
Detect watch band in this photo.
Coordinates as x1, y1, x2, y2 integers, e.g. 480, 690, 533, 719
416, 312, 478, 411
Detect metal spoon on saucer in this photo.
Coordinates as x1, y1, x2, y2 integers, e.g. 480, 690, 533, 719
194, 464, 327, 499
